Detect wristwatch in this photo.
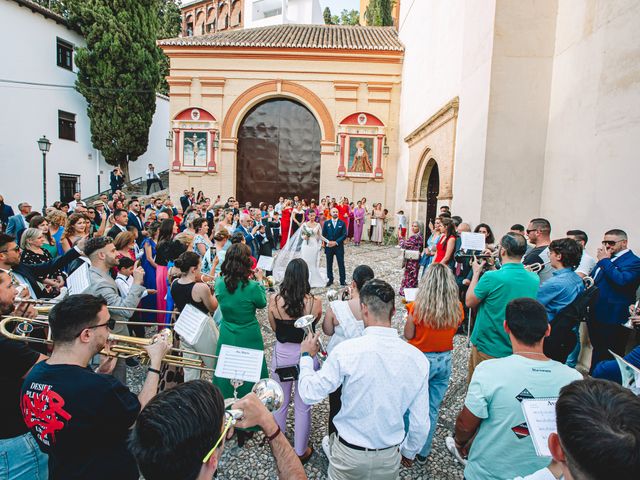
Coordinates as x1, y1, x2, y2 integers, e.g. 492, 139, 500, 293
301, 352, 311, 358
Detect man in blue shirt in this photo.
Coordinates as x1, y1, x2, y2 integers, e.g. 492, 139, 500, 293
537, 238, 585, 322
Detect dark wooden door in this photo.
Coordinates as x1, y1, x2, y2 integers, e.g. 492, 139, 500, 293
236, 99, 321, 205
425, 162, 440, 227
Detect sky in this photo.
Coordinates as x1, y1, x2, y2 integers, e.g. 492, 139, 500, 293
320, 0, 360, 14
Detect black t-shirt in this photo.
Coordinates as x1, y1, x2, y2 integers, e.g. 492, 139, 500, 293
0, 337, 39, 439
21, 362, 140, 480
523, 245, 546, 266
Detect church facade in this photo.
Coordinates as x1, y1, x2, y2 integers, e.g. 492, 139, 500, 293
159, 24, 403, 209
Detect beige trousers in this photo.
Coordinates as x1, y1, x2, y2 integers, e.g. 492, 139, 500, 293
467, 345, 495, 384
327, 433, 400, 480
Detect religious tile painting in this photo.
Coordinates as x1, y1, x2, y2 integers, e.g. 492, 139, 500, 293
347, 136, 374, 177
182, 131, 208, 167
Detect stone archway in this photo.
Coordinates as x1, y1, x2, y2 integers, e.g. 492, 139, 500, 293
236, 98, 321, 205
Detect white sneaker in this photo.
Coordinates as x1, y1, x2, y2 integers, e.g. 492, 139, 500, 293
445, 436, 467, 466
322, 435, 331, 460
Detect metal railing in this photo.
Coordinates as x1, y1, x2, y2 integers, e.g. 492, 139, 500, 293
84, 169, 169, 204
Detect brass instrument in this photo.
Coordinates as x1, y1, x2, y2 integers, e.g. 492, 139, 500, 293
326, 287, 351, 302
583, 276, 595, 289
295, 314, 327, 363
453, 251, 499, 262
0, 317, 216, 372
524, 261, 550, 273
227, 378, 284, 422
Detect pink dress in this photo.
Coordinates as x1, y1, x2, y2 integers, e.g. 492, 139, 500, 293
353, 207, 365, 244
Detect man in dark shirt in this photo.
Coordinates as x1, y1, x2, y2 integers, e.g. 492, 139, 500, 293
523, 218, 553, 283
0, 271, 48, 479
20, 294, 170, 480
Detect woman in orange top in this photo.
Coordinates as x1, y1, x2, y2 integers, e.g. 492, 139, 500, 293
403, 262, 463, 464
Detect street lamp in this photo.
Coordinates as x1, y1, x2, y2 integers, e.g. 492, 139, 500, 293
37, 135, 51, 214
166, 131, 173, 148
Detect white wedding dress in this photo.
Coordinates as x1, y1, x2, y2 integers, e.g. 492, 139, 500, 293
273, 221, 327, 288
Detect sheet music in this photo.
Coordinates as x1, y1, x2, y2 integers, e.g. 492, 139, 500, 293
404, 288, 418, 302
256, 255, 274, 272
610, 350, 640, 394
67, 263, 90, 294
460, 232, 486, 252
215, 345, 264, 383
174, 304, 209, 345
521, 398, 557, 457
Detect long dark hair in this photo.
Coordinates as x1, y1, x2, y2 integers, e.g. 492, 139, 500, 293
278, 259, 310, 318
221, 243, 252, 294
158, 219, 175, 244
474, 223, 495, 245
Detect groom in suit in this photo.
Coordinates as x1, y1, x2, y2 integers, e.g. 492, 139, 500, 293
322, 207, 347, 287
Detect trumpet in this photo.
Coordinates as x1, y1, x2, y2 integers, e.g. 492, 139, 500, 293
453, 250, 499, 262
525, 261, 550, 273
294, 314, 327, 363
327, 287, 351, 302
0, 317, 216, 372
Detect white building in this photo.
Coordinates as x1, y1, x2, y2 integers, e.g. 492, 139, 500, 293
395, 0, 640, 252
245, 0, 322, 28
0, 0, 170, 209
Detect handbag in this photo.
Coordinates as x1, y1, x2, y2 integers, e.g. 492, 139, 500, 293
274, 365, 300, 382
403, 249, 421, 260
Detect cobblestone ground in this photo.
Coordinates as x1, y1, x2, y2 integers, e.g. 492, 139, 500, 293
130, 243, 467, 479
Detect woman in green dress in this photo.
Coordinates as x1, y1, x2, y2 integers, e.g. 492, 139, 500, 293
213, 243, 268, 400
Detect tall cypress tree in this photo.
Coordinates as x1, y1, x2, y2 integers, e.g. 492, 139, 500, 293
70, 0, 162, 178
365, 0, 394, 27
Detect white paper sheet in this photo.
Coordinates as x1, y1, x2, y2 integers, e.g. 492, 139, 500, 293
174, 304, 210, 345
460, 232, 486, 252
610, 350, 640, 395
67, 263, 90, 294
214, 345, 264, 383
404, 288, 418, 302
256, 255, 274, 272
521, 398, 558, 457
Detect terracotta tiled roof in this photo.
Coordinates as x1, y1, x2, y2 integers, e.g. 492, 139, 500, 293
158, 24, 404, 51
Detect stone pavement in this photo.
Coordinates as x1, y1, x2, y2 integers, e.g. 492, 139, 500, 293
131, 243, 467, 479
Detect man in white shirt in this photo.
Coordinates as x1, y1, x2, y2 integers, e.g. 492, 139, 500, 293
145, 163, 164, 195
274, 196, 284, 214
68, 192, 86, 213
298, 279, 430, 479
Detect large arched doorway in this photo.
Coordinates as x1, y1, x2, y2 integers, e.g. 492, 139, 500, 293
419, 159, 440, 228
236, 98, 321, 205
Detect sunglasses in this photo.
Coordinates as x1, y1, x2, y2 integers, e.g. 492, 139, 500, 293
602, 240, 623, 247
202, 412, 234, 463
75, 318, 116, 338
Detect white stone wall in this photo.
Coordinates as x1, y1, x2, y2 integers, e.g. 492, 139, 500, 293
0, 0, 168, 208
541, 0, 640, 252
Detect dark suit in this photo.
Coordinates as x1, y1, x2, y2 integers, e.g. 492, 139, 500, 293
322, 219, 347, 285
234, 224, 265, 259
6, 214, 27, 243
180, 195, 193, 212
110, 171, 124, 194
107, 224, 127, 240
0, 203, 14, 228
588, 250, 640, 370
127, 211, 144, 243
13, 248, 81, 298
261, 218, 280, 250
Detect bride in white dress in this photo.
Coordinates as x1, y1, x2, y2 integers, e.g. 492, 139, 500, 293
273, 210, 327, 288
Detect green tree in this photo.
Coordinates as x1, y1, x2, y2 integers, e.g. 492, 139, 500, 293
339, 9, 360, 26
69, 0, 162, 179
364, 0, 394, 26
157, 0, 182, 95
323, 6, 333, 24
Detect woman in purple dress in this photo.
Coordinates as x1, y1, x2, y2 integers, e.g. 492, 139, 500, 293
347, 202, 355, 239
352, 200, 366, 246
400, 221, 424, 295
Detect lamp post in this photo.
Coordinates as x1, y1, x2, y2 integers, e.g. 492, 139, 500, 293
37, 135, 51, 215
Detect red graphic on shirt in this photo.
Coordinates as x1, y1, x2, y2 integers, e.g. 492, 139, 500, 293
21, 385, 72, 446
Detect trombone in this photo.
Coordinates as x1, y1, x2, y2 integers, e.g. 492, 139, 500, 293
0, 317, 216, 372
524, 261, 550, 273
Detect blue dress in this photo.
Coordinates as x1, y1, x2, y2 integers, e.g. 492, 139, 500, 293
140, 238, 157, 321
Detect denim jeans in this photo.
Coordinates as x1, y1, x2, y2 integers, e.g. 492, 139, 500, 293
404, 350, 453, 458
565, 326, 580, 368
0, 432, 48, 480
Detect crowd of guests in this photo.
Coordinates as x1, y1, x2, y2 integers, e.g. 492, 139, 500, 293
1, 185, 639, 480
